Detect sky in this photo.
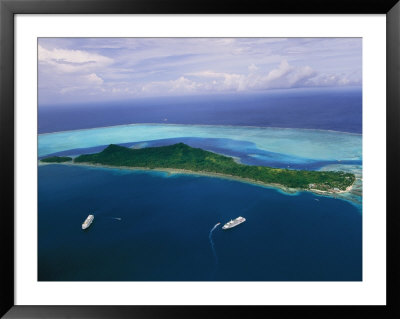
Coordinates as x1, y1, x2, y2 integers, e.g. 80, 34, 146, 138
38, 38, 362, 105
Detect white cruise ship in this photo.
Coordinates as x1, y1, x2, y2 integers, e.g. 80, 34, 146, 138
222, 216, 246, 230
82, 214, 94, 230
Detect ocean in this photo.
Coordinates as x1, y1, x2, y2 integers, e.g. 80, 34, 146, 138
38, 165, 362, 281
38, 87, 362, 281
38, 87, 362, 134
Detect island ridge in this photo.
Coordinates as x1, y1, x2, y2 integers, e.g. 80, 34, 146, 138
41, 143, 355, 193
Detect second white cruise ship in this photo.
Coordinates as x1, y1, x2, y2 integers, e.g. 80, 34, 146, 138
222, 216, 246, 230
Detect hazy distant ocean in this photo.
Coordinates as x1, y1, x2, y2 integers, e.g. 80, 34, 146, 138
38, 87, 362, 134
38, 88, 362, 281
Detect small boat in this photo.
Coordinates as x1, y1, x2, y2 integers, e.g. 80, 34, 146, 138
82, 214, 94, 230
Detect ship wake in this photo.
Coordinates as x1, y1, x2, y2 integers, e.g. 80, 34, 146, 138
209, 223, 220, 266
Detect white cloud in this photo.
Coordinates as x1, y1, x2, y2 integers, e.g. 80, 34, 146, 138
141, 76, 200, 95
83, 73, 104, 85
38, 45, 109, 98
309, 73, 360, 87
187, 70, 227, 78
248, 64, 258, 72
135, 60, 317, 96
59, 73, 104, 95
38, 45, 113, 73
264, 60, 292, 82
60, 86, 81, 94
186, 60, 317, 92
186, 71, 245, 90
258, 60, 316, 89
57, 59, 357, 99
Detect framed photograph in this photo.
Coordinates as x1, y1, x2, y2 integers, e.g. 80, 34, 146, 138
1, 0, 399, 318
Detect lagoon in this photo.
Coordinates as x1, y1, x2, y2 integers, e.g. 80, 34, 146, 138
39, 124, 362, 162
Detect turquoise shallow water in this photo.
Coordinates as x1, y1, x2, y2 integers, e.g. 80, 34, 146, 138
38, 124, 362, 161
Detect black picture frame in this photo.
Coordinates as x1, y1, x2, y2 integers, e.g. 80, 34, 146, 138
1, 0, 399, 318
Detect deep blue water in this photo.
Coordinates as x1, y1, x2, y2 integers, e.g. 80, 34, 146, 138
38, 87, 362, 134
38, 165, 362, 281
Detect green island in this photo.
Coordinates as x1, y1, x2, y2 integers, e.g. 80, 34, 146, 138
40, 156, 72, 163
43, 143, 355, 193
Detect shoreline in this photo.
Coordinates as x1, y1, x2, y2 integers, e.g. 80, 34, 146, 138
39, 161, 355, 198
